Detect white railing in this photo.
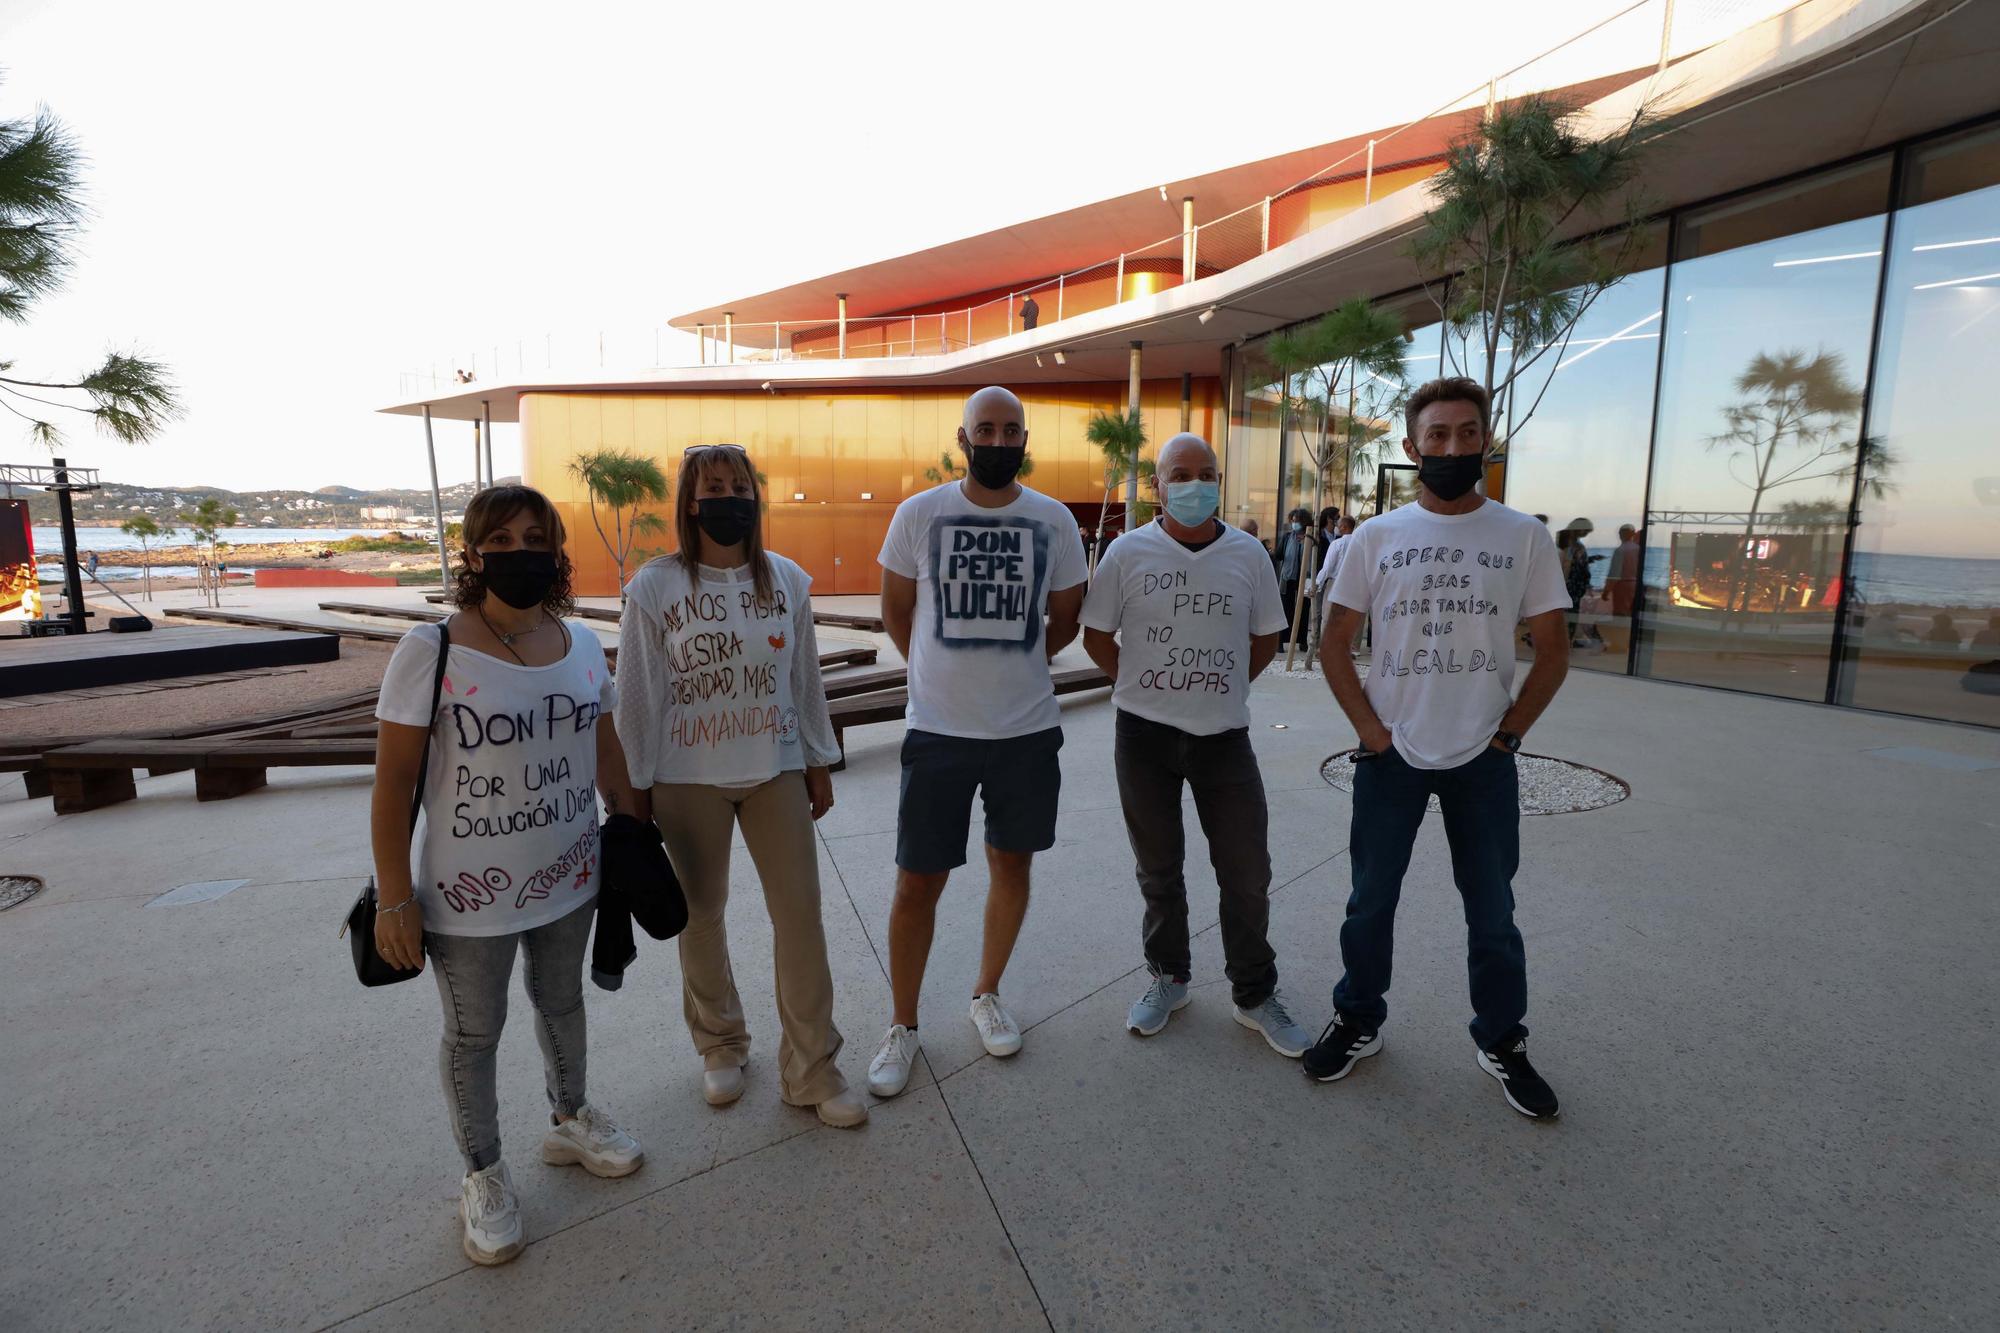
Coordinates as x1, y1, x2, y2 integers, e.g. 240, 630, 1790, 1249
397, 0, 1800, 398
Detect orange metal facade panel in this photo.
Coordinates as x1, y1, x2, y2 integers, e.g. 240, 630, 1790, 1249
521, 381, 1220, 596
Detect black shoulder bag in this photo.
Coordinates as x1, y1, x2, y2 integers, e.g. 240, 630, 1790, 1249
343, 621, 451, 987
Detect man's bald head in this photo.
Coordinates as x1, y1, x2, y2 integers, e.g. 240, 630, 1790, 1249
1157, 433, 1218, 483
960, 386, 1026, 442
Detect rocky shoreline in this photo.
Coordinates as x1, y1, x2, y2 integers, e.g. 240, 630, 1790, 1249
89, 539, 438, 573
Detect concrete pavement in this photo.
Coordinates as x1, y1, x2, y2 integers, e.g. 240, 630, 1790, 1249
2, 663, 1997, 1330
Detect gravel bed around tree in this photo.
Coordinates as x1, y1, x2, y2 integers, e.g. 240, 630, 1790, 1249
1318, 751, 1630, 815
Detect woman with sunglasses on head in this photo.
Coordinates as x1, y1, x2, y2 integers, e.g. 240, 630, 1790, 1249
371, 485, 647, 1268
615, 443, 867, 1128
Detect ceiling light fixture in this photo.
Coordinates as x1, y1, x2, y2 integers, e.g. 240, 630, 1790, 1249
1158, 185, 1169, 203
1198, 306, 1217, 325
1053, 350, 1068, 366
1913, 268, 2000, 291
1771, 250, 1881, 268
1034, 354, 1043, 367
1913, 236, 2000, 252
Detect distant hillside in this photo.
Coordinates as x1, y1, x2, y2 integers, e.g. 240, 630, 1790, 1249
20, 477, 524, 528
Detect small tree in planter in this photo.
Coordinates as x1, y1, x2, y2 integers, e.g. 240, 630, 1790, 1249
1085, 408, 1150, 566
569, 449, 669, 595
177, 497, 237, 606
1410, 93, 1662, 476
119, 513, 175, 601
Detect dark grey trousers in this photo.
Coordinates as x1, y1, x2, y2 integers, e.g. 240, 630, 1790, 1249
1113, 709, 1278, 1008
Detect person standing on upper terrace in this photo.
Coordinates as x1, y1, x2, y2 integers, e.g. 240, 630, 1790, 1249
1303, 377, 1573, 1120
866, 385, 1088, 1099
1080, 432, 1311, 1059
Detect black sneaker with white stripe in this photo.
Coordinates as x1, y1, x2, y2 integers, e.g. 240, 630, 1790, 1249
1302, 1013, 1381, 1082
1477, 1037, 1559, 1118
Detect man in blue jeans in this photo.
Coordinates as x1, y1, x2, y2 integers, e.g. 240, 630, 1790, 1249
1306, 377, 1573, 1118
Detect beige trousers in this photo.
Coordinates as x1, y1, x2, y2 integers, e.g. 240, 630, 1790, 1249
651, 772, 847, 1105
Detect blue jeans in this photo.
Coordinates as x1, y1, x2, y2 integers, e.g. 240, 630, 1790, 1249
425, 903, 593, 1172
1333, 745, 1527, 1050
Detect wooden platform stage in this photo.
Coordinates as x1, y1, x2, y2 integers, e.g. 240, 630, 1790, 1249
0, 624, 339, 696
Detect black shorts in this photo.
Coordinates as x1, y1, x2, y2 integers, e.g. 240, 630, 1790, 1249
895, 727, 1064, 873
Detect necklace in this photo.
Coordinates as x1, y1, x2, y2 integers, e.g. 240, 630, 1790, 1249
477, 605, 542, 665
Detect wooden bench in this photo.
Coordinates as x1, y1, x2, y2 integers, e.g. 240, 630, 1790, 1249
163, 606, 404, 644
21, 687, 386, 814
812, 611, 887, 632
822, 665, 1110, 770
816, 645, 878, 671
41, 736, 378, 811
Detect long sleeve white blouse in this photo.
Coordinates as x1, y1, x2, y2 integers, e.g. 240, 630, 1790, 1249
615, 553, 842, 789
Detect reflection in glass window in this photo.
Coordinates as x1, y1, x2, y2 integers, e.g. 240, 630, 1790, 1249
1226, 348, 1284, 549
1837, 123, 2000, 726
1635, 159, 1892, 701
1499, 227, 1667, 671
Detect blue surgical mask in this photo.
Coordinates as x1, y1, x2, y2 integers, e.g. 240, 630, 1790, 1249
1162, 480, 1219, 527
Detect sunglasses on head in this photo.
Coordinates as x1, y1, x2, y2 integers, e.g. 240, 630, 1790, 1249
686, 443, 748, 456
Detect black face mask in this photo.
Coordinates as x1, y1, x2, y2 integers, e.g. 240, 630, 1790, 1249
477, 548, 558, 610
967, 445, 1025, 490
696, 496, 758, 548
1418, 452, 1485, 502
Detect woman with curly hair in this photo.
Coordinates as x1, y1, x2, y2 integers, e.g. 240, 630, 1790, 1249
370, 484, 648, 1267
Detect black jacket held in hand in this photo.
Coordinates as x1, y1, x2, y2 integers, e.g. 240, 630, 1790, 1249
590, 813, 688, 991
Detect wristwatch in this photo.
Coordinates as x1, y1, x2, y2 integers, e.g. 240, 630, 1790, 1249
1493, 730, 1523, 753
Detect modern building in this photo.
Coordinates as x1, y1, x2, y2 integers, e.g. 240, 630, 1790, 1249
382, 0, 2000, 729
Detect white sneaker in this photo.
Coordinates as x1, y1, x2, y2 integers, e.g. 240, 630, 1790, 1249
703, 1064, 746, 1107
970, 993, 1023, 1058
813, 1086, 870, 1128
540, 1103, 644, 1179
459, 1160, 524, 1266
868, 1024, 920, 1099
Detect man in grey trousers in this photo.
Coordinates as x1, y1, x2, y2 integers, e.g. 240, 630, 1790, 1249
1080, 433, 1313, 1057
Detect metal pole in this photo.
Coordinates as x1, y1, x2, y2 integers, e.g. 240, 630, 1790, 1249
1126, 342, 1143, 518
1056, 274, 1064, 322
1260, 198, 1271, 252
1364, 139, 1376, 204
965, 306, 972, 350
1180, 371, 1192, 434
1658, 0, 1677, 72
837, 294, 848, 359
482, 400, 494, 487
724, 311, 734, 364
52, 455, 87, 633
909, 314, 916, 355
1115, 252, 1125, 300
1008, 292, 1016, 334
472, 419, 482, 491
1182, 197, 1195, 282
423, 406, 449, 592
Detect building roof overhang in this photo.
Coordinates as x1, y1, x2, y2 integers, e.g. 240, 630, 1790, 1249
382, 0, 1998, 425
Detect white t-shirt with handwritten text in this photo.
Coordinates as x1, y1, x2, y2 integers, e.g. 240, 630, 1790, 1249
1328, 499, 1569, 770
1081, 520, 1286, 735
879, 481, 1089, 739
377, 621, 615, 937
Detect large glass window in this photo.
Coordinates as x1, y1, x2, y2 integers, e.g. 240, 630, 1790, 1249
1498, 227, 1667, 671
1634, 159, 1893, 701
1836, 123, 2000, 726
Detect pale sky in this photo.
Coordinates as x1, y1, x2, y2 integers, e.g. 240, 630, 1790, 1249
2, 0, 1752, 494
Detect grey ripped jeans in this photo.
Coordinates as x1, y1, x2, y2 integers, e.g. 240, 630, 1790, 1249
424, 901, 593, 1173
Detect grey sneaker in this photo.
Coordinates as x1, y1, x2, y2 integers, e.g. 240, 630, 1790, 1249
1126, 974, 1190, 1036
1232, 993, 1312, 1058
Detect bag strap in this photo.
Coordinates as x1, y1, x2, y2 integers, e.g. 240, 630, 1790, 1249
408, 620, 451, 843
